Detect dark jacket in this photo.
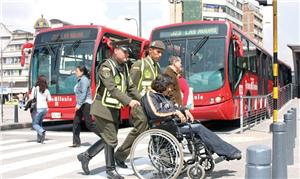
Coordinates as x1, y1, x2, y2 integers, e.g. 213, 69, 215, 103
141, 90, 184, 122
164, 66, 183, 105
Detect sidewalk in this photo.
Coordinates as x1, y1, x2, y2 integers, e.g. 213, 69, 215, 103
0, 105, 32, 130
210, 98, 300, 178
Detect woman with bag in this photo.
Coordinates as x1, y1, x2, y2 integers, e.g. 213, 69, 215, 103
70, 66, 100, 147
30, 75, 51, 143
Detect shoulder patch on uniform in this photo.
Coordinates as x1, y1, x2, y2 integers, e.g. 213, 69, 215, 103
101, 67, 112, 78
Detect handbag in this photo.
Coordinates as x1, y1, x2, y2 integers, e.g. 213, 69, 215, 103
24, 87, 37, 111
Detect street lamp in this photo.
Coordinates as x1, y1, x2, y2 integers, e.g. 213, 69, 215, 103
168, 0, 182, 23
125, 18, 139, 37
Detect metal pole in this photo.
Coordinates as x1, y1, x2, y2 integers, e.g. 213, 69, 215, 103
138, 0, 142, 37
174, 2, 176, 23
240, 96, 244, 133
14, 104, 18, 123
272, 0, 279, 123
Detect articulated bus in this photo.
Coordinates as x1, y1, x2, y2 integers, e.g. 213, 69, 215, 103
150, 21, 291, 121
22, 25, 148, 121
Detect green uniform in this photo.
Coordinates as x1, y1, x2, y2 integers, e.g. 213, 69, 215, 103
114, 56, 159, 162
130, 56, 160, 95
90, 57, 142, 148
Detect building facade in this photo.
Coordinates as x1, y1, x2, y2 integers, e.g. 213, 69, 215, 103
202, 0, 243, 29
242, 2, 263, 45
1, 28, 33, 97
170, 0, 244, 30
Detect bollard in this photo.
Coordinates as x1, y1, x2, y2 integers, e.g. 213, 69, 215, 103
272, 122, 287, 179
14, 104, 18, 123
291, 107, 297, 138
288, 109, 296, 148
283, 113, 294, 165
245, 145, 271, 179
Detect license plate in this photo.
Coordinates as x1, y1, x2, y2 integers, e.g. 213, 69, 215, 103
51, 112, 61, 119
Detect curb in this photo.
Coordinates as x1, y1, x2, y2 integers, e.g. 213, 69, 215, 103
0, 122, 32, 131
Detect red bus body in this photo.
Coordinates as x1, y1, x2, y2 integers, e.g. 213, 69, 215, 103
150, 21, 291, 121
25, 25, 147, 121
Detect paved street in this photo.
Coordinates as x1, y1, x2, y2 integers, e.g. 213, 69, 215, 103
0, 99, 299, 179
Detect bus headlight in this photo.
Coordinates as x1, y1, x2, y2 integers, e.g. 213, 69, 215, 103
215, 96, 222, 103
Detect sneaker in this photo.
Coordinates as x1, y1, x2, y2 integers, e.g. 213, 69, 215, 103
40, 131, 46, 144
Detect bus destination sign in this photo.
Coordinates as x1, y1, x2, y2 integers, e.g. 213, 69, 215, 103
157, 24, 227, 38
36, 28, 98, 44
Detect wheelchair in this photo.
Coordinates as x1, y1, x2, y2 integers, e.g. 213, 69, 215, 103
130, 117, 226, 179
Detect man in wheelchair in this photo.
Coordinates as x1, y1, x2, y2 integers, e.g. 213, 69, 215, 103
141, 74, 242, 161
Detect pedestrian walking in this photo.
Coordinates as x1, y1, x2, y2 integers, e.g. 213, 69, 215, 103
30, 75, 51, 143
70, 66, 100, 147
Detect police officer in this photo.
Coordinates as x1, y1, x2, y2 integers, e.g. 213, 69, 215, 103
114, 40, 166, 168
77, 45, 141, 179
129, 40, 166, 95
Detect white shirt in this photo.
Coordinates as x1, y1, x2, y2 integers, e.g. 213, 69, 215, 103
30, 86, 51, 109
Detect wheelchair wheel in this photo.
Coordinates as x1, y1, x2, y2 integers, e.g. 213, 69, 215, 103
187, 163, 205, 179
199, 157, 215, 174
130, 129, 184, 179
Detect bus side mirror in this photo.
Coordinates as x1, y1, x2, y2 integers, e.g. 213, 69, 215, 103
21, 42, 33, 67
232, 35, 244, 58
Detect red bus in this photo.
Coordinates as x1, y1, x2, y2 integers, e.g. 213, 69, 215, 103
22, 25, 148, 121
150, 21, 291, 121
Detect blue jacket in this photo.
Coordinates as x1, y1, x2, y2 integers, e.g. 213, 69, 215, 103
74, 75, 92, 108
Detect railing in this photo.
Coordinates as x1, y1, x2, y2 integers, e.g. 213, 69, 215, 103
239, 83, 296, 133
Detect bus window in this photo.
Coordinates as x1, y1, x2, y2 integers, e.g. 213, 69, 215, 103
31, 45, 59, 90
249, 42, 257, 73
242, 38, 249, 71
58, 42, 94, 93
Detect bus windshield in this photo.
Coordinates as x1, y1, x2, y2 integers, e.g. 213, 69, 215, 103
152, 36, 225, 93
151, 24, 227, 93
30, 41, 94, 94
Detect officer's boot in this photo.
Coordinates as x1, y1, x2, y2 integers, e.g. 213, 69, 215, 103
105, 144, 124, 179
77, 139, 105, 175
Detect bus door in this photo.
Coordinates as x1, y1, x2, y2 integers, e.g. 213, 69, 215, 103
257, 50, 263, 95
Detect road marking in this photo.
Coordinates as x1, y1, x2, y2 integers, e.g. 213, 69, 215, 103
0, 146, 87, 174
1, 131, 96, 137
0, 141, 73, 160
0, 140, 55, 152
0, 139, 26, 145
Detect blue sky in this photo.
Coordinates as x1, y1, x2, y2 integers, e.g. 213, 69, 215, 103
1, 0, 299, 70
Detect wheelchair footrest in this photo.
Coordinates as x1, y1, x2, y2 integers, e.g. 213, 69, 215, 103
214, 156, 226, 164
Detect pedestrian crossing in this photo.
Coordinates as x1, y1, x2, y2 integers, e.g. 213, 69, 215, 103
0, 129, 138, 179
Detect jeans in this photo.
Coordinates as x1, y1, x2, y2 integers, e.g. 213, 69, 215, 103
72, 103, 100, 145
32, 108, 48, 136
180, 123, 240, 158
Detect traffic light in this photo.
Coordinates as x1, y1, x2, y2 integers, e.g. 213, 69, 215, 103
256, 0, 269, 6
